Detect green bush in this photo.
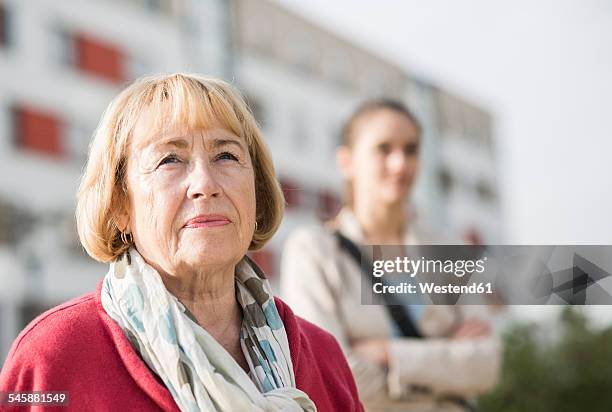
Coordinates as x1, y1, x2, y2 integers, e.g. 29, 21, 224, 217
478, 307, 612, 412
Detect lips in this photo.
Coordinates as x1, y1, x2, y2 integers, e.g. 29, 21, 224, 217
183, 214, 231, 228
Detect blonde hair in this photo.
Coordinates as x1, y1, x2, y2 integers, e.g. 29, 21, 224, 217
76, 73, 284, 263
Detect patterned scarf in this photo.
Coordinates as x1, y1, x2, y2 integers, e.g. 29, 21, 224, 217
101, 247, 316, 412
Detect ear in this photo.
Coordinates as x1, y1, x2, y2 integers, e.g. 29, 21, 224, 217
115, 212, 130, 234
114, 197, 131, 234
336, 145, 354, 180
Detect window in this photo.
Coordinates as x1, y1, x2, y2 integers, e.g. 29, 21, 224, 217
13, 106, 64, 158
242, 12, 274, 55
244, 94, 266, 129
286, 31, 316, 74
292, 109, 308, 150
325, 49, 352, 90
464, 228, 483, 246
0, 3, 10, 48
249, 249, 275, 279
328, 118, 342, 152
127, 52, 151, 80
74, 33, 125, 83
279, 178, 301, 209
50, 28, 74, 66
142, 0, 175, 15
20, 301, 54, 329
52, 29, 125, 83
436, 92, 462, 137
438, 167, 453, 195
0, 199, 24, 245
362, 67, 386, 96
317, 189, 340, 220
475, 180, 496, 203
66, 121, 94, 166
60, 213, 90, 259
110, 0, 176, 16
0, 200, 9, 245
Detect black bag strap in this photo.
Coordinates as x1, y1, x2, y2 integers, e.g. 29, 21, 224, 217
333, 231, 422, 339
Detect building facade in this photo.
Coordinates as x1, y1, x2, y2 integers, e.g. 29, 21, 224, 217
0, 0, 501, 362
231, 0, 412, 284
231, 0, 502, 285
0, 0, 229, 361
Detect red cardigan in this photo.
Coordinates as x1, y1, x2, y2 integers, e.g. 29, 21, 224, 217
0, 280, 363, 411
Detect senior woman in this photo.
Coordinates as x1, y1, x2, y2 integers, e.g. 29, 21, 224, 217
0, 74, 362, 411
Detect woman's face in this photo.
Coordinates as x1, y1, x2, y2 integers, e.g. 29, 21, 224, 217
121, 108, 256, 278
343, 109, 420, 207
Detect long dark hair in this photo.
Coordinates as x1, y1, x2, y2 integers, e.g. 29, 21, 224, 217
340, 98, 422, 149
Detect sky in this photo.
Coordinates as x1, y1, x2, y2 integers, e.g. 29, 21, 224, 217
273, 0, 612, 245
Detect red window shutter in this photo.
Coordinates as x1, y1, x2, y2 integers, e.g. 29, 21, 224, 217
464, 228, 483, 246
250, 249, 275, 278
318, 189, 340, 220
14, 107, 63, 157
75, 34, 124, 83
280, 178, 300, 209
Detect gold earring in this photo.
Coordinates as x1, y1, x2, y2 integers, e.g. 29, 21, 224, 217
255, 221, 259, 231
120, 231, 133, 245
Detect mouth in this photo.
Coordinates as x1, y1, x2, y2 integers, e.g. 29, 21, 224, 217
386, 178, 409, 187
183, 214, 231, 229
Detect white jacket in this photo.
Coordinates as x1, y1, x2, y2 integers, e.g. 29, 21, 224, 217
280, 209, 501, 412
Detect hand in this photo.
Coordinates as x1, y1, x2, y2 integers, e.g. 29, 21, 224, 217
351, 338, 390, 368
451, 319, 491, 340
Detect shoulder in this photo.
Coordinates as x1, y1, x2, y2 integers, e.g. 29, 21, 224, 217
296, 313, 342, 352
1, 292, 106, 383
12, 293, 100, 352
275, 297, 363, 411
280, 224, 339, 275
411, 224, 463, 245
274, 296, 345, 359
279, 224, 351, 303
282, 224, 336, 256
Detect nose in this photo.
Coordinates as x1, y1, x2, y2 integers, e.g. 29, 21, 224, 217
386, 149, 408, 174
186, 161, 221, 200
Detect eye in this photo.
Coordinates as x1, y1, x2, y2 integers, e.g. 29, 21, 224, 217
157, 154, 181, 167
377, 143, 391, 155
404, 143, 419, 156
215, 151, 239, 162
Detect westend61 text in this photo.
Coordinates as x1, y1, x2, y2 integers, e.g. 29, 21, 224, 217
373, 282, 493, 295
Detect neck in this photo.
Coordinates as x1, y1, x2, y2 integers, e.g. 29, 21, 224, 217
352, 198, 407, 244
145, 257, 249, 372
160, 263, 242, 343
